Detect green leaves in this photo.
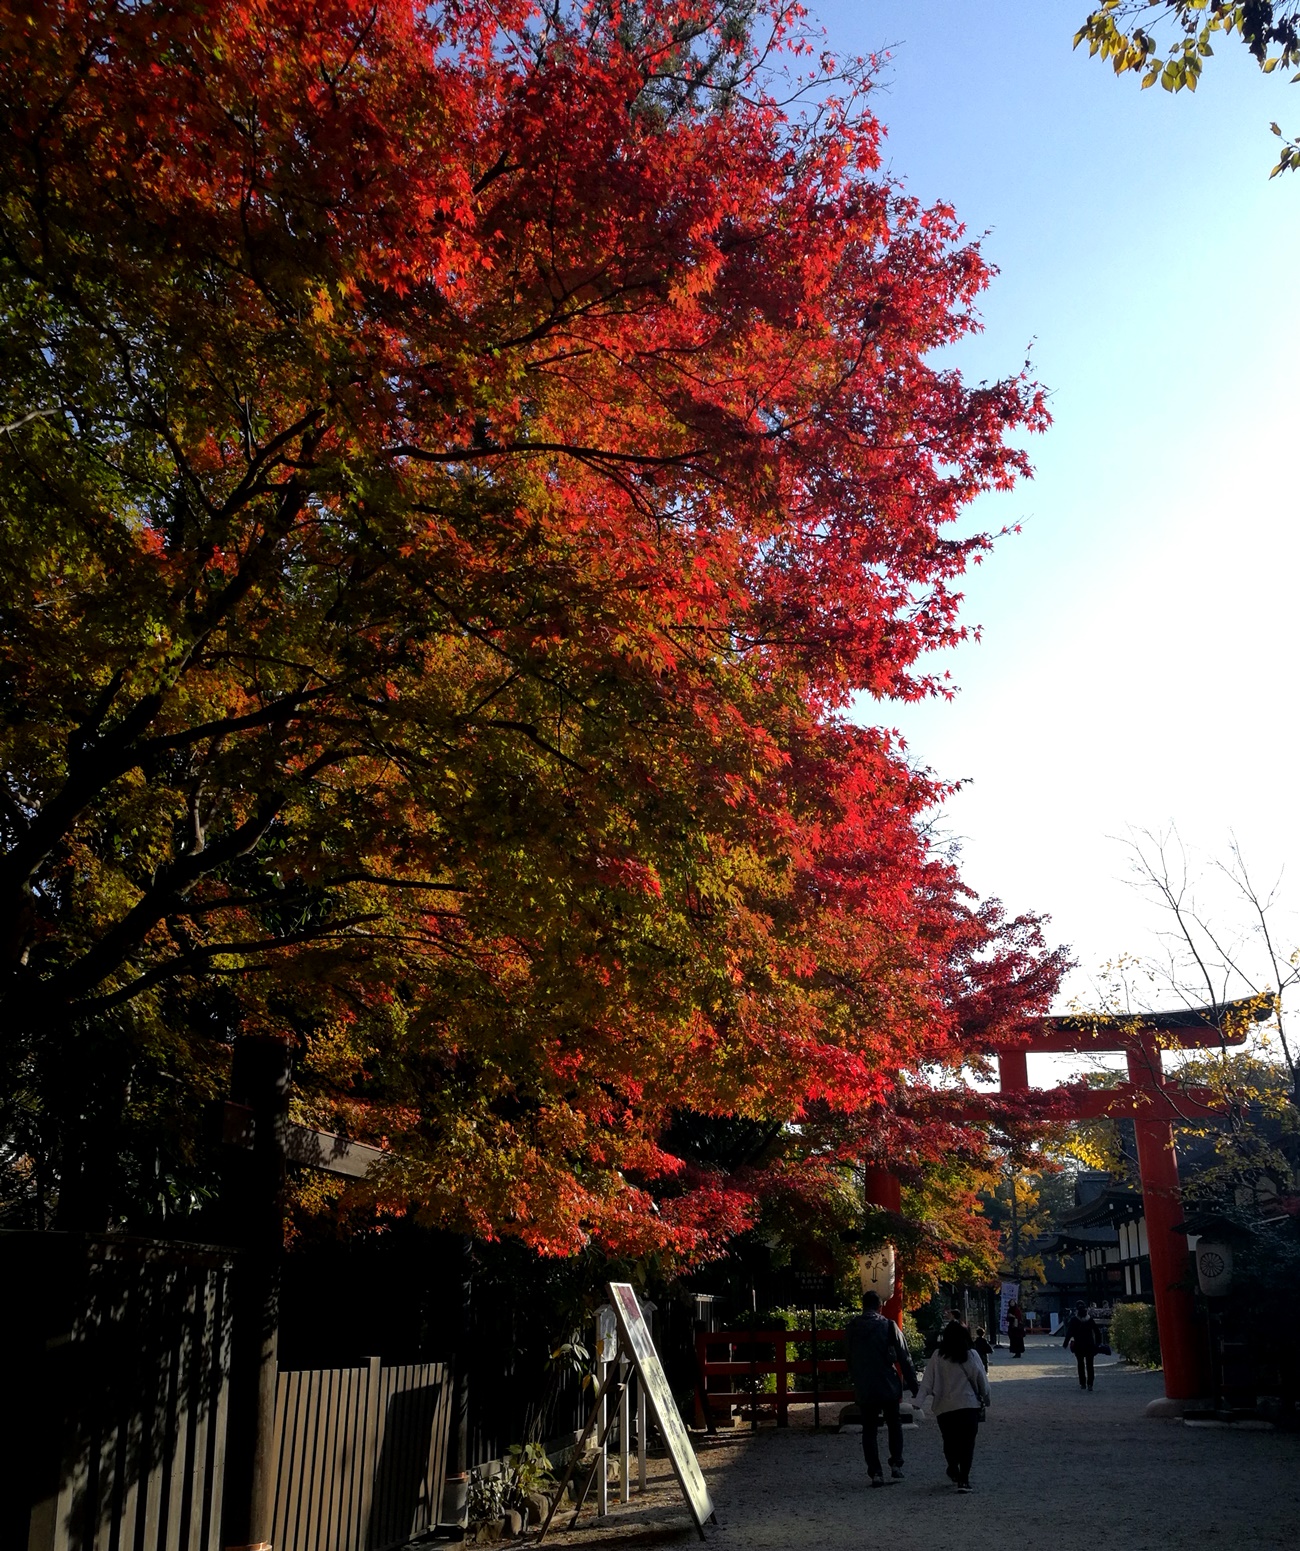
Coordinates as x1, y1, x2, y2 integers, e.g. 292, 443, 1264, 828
1269, 117, 1300, 171
1076, 1, 1300, 171
0, 0, 1064, 1251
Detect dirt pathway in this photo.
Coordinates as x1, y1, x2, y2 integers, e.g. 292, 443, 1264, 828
540, 1335, 1300, 1551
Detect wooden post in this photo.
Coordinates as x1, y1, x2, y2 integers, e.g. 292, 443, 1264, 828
692, 1333, 716, 1435
221, 1036, 292, 1551
536, 1351, 621, 1544
1127, 1044, 1204, 1400
636, 1378, 647, 1494
810, 1305, 820, 1431
619, 1358, 630, 1504
636, 1299, 653, 1493
442, 1237, 472, 1536
596, 1352, 608, 1516
862, 1167, 904, 1328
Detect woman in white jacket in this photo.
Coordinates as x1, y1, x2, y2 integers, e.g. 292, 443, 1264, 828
915, 1321, 991, 1492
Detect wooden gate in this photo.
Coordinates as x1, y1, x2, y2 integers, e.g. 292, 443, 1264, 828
271, 1358, 453, 1551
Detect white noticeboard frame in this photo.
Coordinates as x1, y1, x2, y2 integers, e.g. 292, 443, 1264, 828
607, 1281, 715, 1537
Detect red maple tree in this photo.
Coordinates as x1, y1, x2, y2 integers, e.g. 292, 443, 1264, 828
0, 0, 1066, 1253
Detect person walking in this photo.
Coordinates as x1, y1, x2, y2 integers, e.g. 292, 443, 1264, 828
1006, 1302, 1026, 1358
1063, 1300, 1102, 1390
845, 1290, 919, 1488
972, 1327, 993, 1370
915, 1320, 991, 1493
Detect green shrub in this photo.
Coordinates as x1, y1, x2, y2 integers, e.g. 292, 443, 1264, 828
505, 1442, 557, 1505
466, 1471, 510, 1527
1110, 1301, 1161, 1368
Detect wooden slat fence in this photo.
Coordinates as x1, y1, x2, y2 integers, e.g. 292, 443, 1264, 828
271, 1357, 453, 1551
6, 1233, 234, 1551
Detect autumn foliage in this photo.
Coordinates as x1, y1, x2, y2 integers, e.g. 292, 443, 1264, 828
0, 0, 1067, 1254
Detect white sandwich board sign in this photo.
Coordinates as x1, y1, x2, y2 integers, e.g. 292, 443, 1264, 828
606, 1282, 715, 1535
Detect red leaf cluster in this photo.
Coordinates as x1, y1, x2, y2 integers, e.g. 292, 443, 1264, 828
0, 0, 1067, 1254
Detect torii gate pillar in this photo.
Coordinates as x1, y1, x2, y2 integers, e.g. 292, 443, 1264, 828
1126, 1044, 1202, 1400
862, 1166, 905, 1328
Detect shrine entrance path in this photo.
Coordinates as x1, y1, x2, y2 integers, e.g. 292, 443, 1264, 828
537, 1335, 1300, 1551
702, 1335, 1300, 1551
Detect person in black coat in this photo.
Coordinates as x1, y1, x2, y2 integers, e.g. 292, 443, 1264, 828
845, 1291, 919, 1486
1006, 1302, 1026, 1358
1063, 1301, 1102, 1390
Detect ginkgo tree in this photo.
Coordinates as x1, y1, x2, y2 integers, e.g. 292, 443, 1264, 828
0, 0, 1067, 1250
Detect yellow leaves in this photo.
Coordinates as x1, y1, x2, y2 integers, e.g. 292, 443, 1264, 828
1077, 0, 1300, 178
301, 1017, 375, 1089
309, 285, 336, 326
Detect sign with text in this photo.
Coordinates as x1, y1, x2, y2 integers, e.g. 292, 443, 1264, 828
791, 1268, 836, 1305
607, 1282, 714, 1536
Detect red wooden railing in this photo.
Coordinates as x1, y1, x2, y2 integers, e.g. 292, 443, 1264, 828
693, 1329, 853, 1430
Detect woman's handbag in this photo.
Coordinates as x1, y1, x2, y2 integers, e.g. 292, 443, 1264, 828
976, 1405, 987, 1423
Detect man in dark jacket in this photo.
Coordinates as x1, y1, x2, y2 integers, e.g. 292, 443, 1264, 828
1062, 1301, 1102, 1390
845, 1291, 919, 1486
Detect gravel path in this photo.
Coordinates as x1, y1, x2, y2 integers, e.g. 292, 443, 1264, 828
707, 1337, 1300, 1550
540, 1335, 1300, 1551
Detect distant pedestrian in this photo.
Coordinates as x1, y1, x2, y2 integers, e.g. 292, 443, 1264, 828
972, 1327, 993, 1370
1006, 1302, 1026, 1358
845, 1290, 919, 1488
915, 1320, 991, 1493
1063, 1300, 1103, 1391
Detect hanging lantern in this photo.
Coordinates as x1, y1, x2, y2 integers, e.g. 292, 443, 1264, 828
857, 1244, 896, 1303
1195, 1241, 1234, 1298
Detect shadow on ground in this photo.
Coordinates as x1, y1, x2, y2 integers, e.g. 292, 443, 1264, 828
541, 1336, 1300, 1551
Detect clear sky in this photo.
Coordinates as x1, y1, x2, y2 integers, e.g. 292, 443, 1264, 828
815, 1, 1300, 1036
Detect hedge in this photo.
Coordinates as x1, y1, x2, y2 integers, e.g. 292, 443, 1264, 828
1110, 1301, 1161, 1368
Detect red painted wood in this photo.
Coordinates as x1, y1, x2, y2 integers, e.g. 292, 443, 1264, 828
938, 1083, 1227, 1123
695, 1331, 852, 1426
997, 1049, 1029, 1090
861, 1168, 905, 1326
991, 1023, 1248, 1055
1125, 1045, 1205, 1400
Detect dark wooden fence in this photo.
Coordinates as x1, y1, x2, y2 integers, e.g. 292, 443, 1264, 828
271, 1357, 454, 1551
3, 1232, 234, 1551
4, 1229, 577, 1551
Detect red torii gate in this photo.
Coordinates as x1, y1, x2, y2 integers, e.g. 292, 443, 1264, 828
866, 998, 1268, 1405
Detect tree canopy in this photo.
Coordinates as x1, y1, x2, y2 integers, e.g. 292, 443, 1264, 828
0, 0, 1067, 1256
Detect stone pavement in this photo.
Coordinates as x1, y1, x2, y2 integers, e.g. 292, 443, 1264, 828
705, 1336, 1300, 1551
538, 1335, 1300, 1551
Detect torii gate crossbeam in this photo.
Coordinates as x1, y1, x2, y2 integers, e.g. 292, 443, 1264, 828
864, 998, 1268, 1406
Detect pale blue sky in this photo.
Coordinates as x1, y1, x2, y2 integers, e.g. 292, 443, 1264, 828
820, 2, 1300, 1040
